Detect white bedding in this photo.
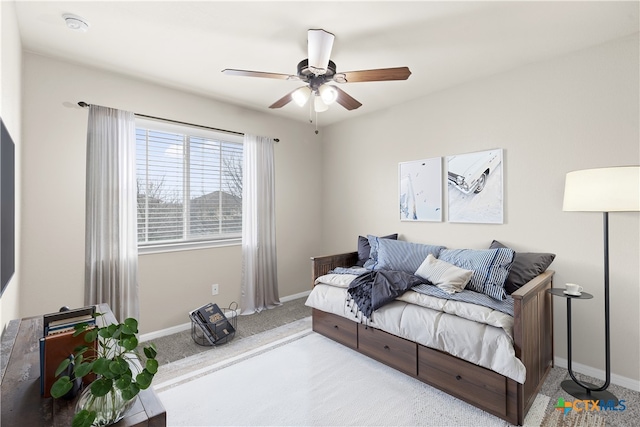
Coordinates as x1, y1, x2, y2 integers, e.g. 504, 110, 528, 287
305, 274, 526, 383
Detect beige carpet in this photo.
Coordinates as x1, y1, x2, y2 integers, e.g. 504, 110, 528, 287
154, 316, 313, 389
541, 410, 606, 427
148, 298, 312, 366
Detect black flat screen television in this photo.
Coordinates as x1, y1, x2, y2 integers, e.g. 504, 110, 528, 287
1, 118, 16, 295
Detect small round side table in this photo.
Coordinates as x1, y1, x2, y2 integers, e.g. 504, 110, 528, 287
547, 288, 618, 404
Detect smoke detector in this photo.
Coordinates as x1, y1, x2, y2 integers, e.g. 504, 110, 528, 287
62, 14, 90, 32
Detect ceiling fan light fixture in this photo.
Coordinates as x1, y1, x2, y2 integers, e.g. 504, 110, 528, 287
319, 85, 338, 105
314, 95, 329, 113
291, 86, 311, 107
308, 29, 335, 75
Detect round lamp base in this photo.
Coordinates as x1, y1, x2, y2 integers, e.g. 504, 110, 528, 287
561, 380, 618, 407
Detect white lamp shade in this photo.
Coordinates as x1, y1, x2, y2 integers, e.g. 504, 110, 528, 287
319, 85, 338, 105
291, 86, 311, 107
563, 166, 640, 212
313, 95, 329, 112
308, 29, 335, 75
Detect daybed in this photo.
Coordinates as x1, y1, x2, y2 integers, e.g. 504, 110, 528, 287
305, 237, 555, 426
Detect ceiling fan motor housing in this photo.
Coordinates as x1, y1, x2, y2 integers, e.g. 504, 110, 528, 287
297, 59, 338, 91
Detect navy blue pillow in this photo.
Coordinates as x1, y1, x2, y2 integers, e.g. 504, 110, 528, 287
357, 234, 398, 267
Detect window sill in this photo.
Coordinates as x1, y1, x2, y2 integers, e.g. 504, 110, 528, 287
138, 238, 241, 255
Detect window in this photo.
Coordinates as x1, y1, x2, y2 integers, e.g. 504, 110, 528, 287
135, 118, 243, 250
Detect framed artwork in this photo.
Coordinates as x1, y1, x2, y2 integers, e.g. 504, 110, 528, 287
399, 157, 442, 222
447, 149, 503, 224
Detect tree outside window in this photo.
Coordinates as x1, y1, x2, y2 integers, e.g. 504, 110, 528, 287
136, 124, 243, 247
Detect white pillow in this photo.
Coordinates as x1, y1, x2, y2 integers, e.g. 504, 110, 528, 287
414, 254, 473, 294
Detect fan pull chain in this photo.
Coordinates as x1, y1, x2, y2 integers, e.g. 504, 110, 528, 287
307, 96, 320, 135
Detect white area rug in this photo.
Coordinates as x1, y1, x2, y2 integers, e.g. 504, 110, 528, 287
157, 330, 549, 426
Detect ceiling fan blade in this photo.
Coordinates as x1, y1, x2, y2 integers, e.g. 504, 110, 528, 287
335, 67, 412, 83
222, 69, 298, 80
307, 29, 335, 75
333, 86, 362, 110
269, 89, 297, 109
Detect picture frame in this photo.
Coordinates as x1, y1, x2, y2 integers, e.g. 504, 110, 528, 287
446, 148, 503, 224
399, 157, 442, 222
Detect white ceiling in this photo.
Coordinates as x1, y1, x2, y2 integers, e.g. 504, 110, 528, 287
14, 1, 639, 126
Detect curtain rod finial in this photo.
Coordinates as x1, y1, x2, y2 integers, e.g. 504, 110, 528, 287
78, 101, 90, 108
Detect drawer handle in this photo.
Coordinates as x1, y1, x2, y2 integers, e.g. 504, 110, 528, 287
456, 375, 462, 381
384, 345, 390, 350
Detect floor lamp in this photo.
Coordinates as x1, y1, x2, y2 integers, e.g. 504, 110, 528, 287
562, 166, 640, 403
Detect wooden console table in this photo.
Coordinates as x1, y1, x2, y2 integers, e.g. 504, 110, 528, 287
1, 303, 166, 426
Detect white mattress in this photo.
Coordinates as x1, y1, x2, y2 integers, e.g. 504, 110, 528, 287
305, 282, 526, 383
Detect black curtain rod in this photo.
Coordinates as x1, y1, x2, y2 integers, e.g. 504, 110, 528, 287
77, 102, 279, 142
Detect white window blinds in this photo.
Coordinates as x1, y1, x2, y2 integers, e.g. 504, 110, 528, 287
135, 118, 243, 249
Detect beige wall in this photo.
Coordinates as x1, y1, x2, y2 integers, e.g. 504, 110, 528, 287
0, 0, 22, 333
6, 5, 639, 389
20, 53, 324, 334
321, 36, 639, 386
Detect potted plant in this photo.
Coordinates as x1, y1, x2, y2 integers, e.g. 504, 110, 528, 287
50, 314, 158, 427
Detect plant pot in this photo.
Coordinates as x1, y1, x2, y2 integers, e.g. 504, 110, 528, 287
75, 385, 135, 426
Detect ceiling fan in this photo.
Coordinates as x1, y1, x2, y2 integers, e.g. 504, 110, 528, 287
222, 29, 411, 114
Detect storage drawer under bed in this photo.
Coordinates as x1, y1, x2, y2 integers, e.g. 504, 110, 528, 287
417, 344, 513, 418
311, 308, 358, 349
358, 324, 417, 376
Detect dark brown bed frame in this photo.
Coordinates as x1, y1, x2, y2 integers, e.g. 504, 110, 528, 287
311, 251, 554, 426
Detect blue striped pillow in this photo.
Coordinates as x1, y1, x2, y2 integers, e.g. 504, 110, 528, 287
374, 239, 445, 274
360, 234, 398, 268
438, 248, 515, 300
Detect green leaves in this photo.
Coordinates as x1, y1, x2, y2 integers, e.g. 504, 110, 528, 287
54, 358, 72, 378
136, 370, 154, 389
90, 377, 114, 397
145, 358, 158, 375
120, 336, 138, 351
84, 328, 98, 343
109, 357, 130, 376
120, 382, 140, 401
49, 315, 159, 418
91, 357, 111, 376
115, 374, 133, 390
144, 344, 157, 359
50, 376, 73, 398
74, 361, 94, 378
122, 318, 138, 334
72, 409, 96, 427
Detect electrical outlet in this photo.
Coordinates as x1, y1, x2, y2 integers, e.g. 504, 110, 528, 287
211, 284, 219, 295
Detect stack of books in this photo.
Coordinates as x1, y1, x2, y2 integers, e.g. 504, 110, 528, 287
39, 306, 97, 397
189, 303, 236, 345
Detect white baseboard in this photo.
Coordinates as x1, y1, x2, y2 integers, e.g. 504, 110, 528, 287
280, 290, 311, 302
140, 291, 310, 343
554, 356, 640, 392
140, 322, 191, 342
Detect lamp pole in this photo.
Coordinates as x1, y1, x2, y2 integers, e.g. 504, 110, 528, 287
561, 211, 617, 405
